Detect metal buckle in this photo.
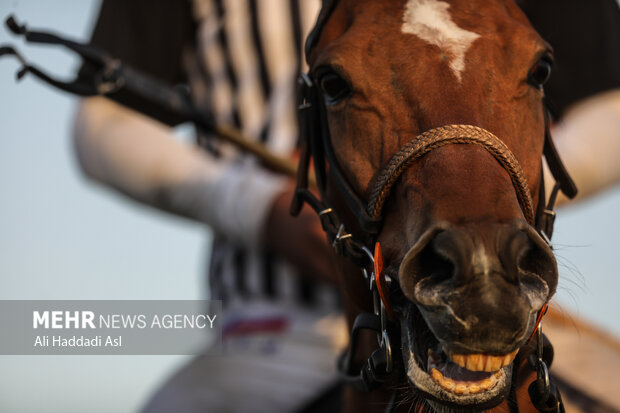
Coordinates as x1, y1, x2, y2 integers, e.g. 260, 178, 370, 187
542, 208, 556, 242
318, 207, 333, 217
332, 224, 352, 255
360, 246, 375, 266
534, 319, 551, 402
381, 329, 393, 373
316, 208, 337, 234
366, 252, 393, 374
539, 228, 553, 248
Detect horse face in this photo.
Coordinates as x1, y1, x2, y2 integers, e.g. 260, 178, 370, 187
309, 0, 557, 408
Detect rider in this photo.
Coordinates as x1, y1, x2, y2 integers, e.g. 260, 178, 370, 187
74, 1, 344, 412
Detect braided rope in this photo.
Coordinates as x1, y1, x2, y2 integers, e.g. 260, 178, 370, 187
367, 124, 535, 225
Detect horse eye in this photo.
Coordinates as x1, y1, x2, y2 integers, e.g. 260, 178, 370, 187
528, 57, 552, 89
318, 71, 351, 104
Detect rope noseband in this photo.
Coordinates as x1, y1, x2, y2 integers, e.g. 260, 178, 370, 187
368, 124, 535, 225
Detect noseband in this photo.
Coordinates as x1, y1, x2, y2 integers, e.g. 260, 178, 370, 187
367, 124, 536, 225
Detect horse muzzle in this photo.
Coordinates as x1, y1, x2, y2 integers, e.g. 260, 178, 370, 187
395, 219, 557, 406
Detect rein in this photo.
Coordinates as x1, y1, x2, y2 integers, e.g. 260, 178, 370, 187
292, 63, 576, 411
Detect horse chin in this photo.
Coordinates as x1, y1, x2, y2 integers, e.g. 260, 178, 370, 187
400, 303, 512, 412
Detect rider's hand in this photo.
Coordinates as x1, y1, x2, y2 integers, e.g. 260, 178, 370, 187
263, 182, 338, 285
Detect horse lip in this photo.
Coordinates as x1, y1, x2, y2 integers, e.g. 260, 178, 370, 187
399, 303, 511, 408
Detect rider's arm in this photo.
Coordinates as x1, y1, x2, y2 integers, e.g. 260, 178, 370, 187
73, 0, 337, 283
545, 89, 620, 206
73, 96, 286, 246
74, 96, 336, 283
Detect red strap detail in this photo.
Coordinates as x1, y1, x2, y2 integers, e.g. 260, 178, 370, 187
527, 303, 548, 344
222, 317, 289, 339
374, 242, 395, 320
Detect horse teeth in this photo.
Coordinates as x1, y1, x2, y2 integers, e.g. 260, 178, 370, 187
443, 380, 456, 391
451, 354, 466, 368
480, 378, 494, 390
449, 350, 518, 372
455, 383, 468, 395
465, 354, 479, 370
430, 368, 500, 395
503, 354, 512, 366
486, 356, 501, 371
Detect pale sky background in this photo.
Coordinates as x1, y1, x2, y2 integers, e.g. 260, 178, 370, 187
0, 1, 619, 412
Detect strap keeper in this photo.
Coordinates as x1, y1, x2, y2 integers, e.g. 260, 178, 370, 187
332, 224, 353, 254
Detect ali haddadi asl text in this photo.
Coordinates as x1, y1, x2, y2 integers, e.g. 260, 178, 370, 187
34, 335, 121, 348
31, 310, 218, 349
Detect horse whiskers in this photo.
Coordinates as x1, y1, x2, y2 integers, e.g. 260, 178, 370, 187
384, 381, 459, 413
425, 401, 486, 413
555, 256, 586, 296
387, 385, 429, 413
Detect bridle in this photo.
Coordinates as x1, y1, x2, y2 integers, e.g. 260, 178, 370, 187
291, 2, 578, 411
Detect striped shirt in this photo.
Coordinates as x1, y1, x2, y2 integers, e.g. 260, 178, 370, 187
189, 0, 342, 318
86, 0, 341, 333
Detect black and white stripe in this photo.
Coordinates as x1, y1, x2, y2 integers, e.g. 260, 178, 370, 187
193, 0, 339, 311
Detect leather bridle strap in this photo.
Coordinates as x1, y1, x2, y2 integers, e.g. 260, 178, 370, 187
536, 109, 578, 240
542, 109, 577, 200
367, 124, 536, 226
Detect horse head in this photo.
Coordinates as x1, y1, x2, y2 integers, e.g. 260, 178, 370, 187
295, 0, 576, 411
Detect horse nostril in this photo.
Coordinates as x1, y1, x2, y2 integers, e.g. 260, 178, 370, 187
418, 241, 455, 284
513, 226, 558, 297
496, 229, 532, 284
398, 224, 466, 302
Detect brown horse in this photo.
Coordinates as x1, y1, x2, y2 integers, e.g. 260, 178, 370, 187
293, 0, 576, 412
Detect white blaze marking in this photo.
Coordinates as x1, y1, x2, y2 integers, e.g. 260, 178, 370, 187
402, 0, 480, 81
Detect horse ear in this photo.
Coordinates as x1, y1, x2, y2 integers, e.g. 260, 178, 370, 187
305, 0, 339, 63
